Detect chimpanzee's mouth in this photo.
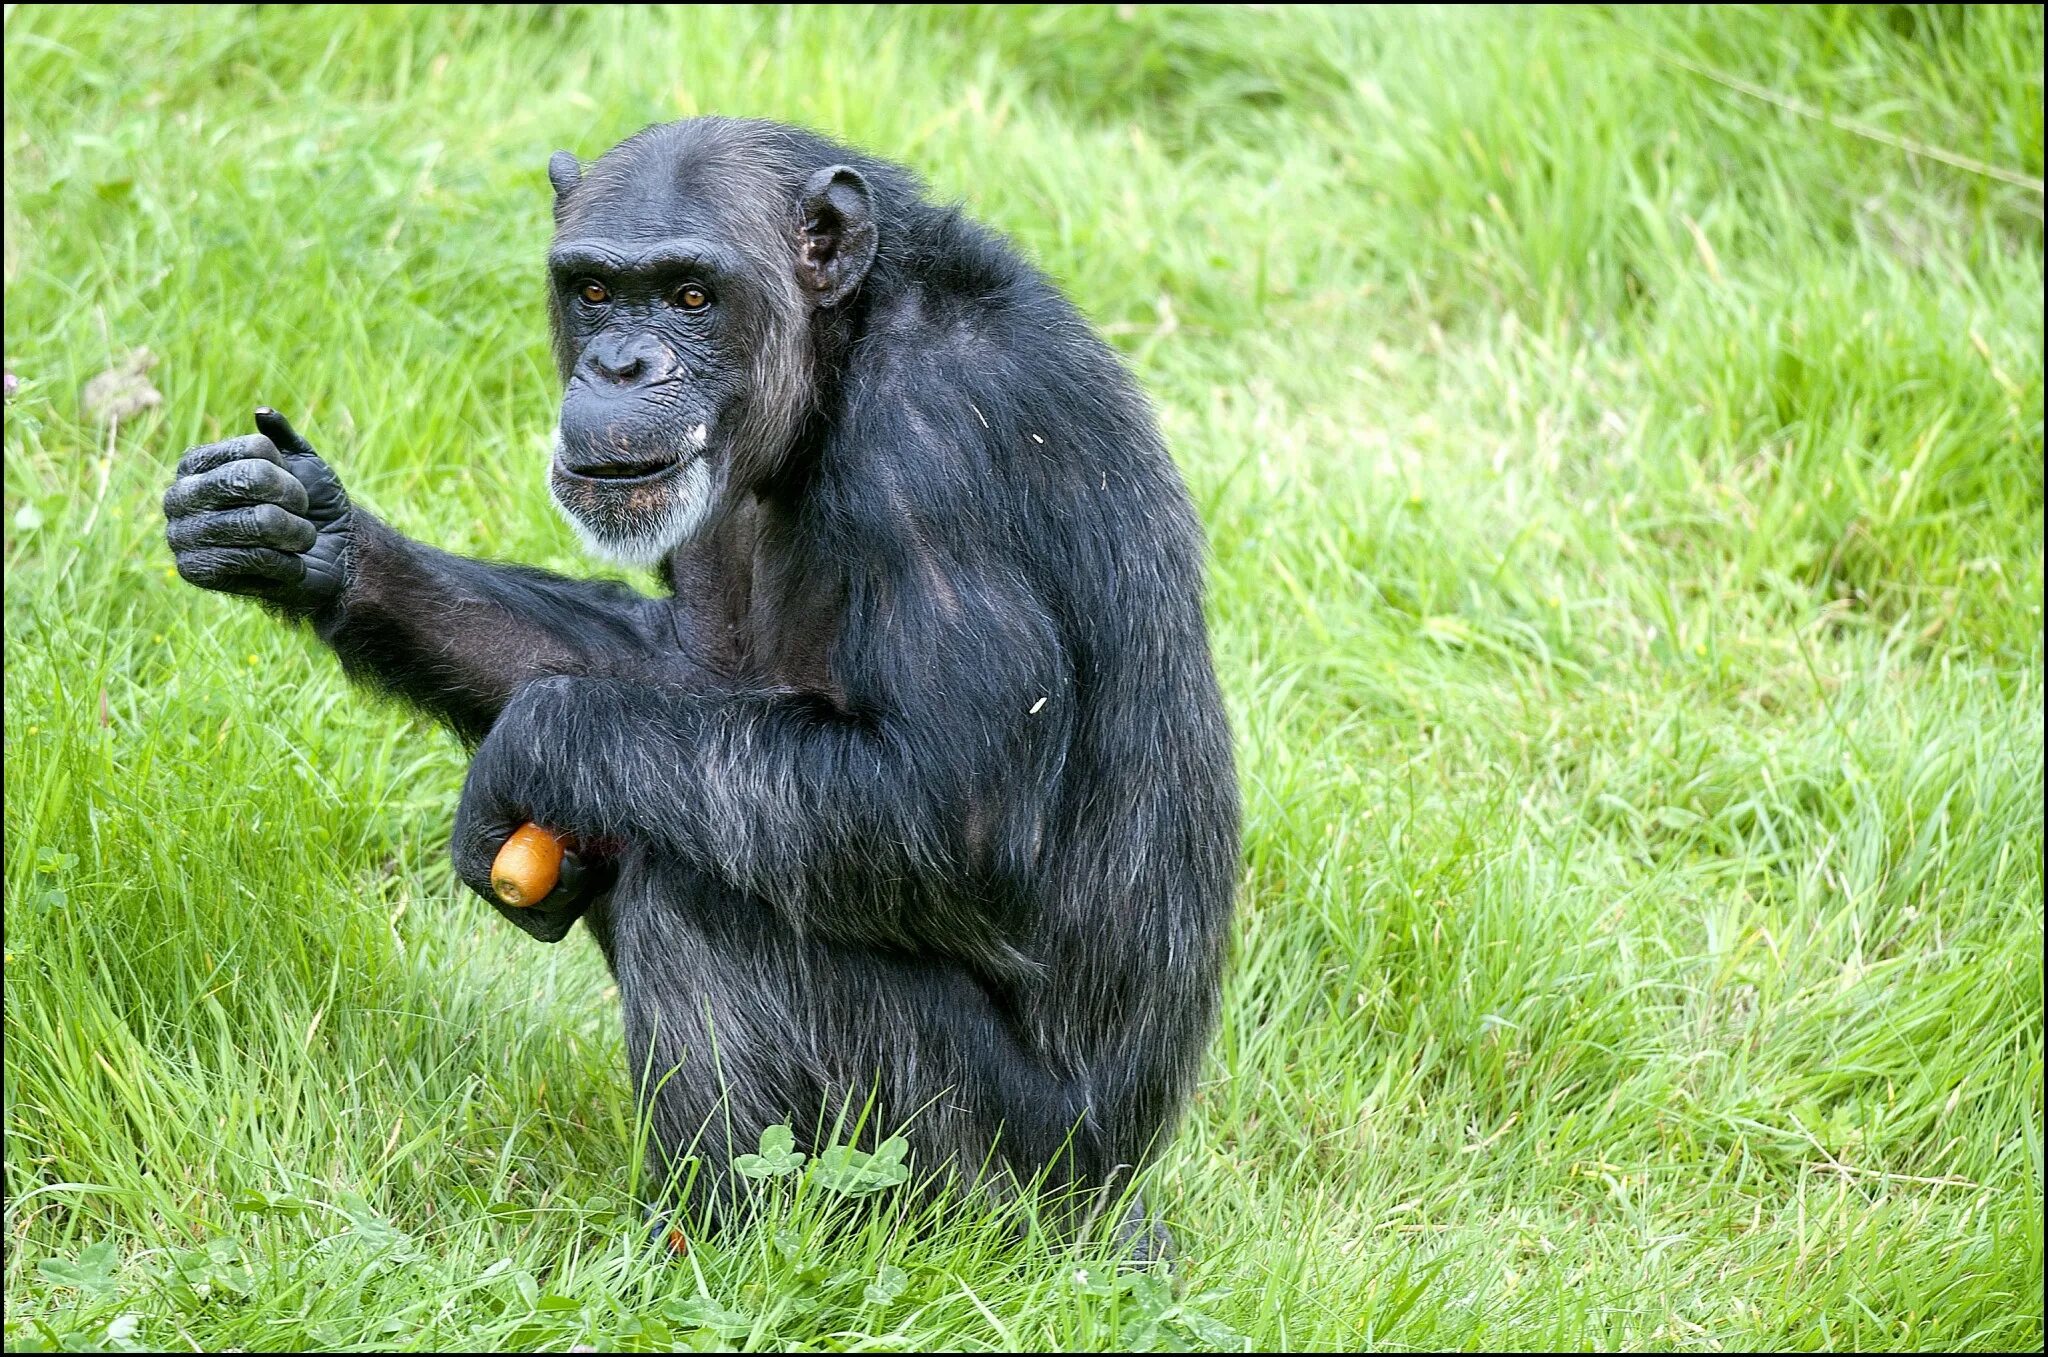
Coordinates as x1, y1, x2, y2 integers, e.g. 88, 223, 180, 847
557, 455, 682, 484
549, 422, 711, 499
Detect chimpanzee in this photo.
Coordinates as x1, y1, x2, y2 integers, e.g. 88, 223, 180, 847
163, 118, 1238, 1249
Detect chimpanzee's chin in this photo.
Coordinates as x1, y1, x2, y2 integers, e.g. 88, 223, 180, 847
549, 454, 719, 568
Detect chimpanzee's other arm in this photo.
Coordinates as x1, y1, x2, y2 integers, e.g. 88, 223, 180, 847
166, 410, 691, 742
447, 554, 1076, 975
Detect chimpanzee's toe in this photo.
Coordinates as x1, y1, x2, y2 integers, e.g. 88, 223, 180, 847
1114, 1194, 1175, 1266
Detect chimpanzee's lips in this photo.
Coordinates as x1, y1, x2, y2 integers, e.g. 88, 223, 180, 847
555, 455, 683, 485
551, 421, 710, 490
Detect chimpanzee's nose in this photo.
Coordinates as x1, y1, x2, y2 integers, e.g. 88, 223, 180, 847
585, 336, 665, 386
592, 351, 642, 383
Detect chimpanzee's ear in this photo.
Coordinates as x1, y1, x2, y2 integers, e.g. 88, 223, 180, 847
548, 151, 582, 206
796, 165, 876, 308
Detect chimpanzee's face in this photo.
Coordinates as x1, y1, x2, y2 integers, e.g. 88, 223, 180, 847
545, 210, 771, 565
541, 130, 876, 567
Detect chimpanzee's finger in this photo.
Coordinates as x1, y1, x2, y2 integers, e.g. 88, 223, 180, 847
489, 896, 584, 943
462, 825, 586, 942
252, 407, 319, 459
254, 407, 350, 523
172, 545, 307, 593
163, 458, 311, 517
176, 433, 284, 477
451, 818, 515, 904
166, 503, 318, 553
554, 849, 617, 904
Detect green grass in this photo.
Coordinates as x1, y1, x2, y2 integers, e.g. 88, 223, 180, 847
4, 4, 2042, 1350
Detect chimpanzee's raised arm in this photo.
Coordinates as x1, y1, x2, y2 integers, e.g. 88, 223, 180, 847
165, 409, 690, 742
312, 513, 693, 742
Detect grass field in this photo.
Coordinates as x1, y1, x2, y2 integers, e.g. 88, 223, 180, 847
4, 5, 2043, 1350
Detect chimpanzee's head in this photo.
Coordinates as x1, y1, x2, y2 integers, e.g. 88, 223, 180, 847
543, 120, 877, 565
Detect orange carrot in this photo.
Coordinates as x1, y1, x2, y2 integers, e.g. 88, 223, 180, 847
491, 823, 565, 908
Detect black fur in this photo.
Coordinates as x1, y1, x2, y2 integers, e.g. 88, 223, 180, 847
165, 118, 1239, 1235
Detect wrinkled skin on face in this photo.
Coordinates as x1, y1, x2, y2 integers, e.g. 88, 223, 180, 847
543, 132, 876, 565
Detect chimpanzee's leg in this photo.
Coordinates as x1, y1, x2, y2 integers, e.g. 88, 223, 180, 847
601, 859, 1104, 1228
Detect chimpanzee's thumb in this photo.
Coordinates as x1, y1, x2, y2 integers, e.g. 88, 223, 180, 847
253, 407, 317, 458
254, 407, 350, 526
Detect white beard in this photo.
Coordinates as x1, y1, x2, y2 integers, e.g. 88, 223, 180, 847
548, 424, 716, 568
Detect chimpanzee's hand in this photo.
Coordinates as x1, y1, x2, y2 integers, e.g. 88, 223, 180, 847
164, 409, 353, 614
451, 680, 618, 943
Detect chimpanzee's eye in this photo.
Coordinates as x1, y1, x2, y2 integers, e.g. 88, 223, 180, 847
577, 280, 609, 305
675, 284, 710, 311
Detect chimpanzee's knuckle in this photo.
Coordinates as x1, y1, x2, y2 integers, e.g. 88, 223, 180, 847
250, 502, 299, 542
166, 514, 214, 552
162, 474, 206, 520
176, 434, 275, 477
451, 842, 496, 898
204, 459, 245, 497
174, 549, 227, 589
168, 512, 224, 553
223, 460, 267, 497
227, 433, 281, 466
449, 815, 484, 863
244, 461, 311, 514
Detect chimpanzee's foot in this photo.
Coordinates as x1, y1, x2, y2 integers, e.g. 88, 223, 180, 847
1113, 1193, 1174, 1265
642, 1204, 693, 1258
